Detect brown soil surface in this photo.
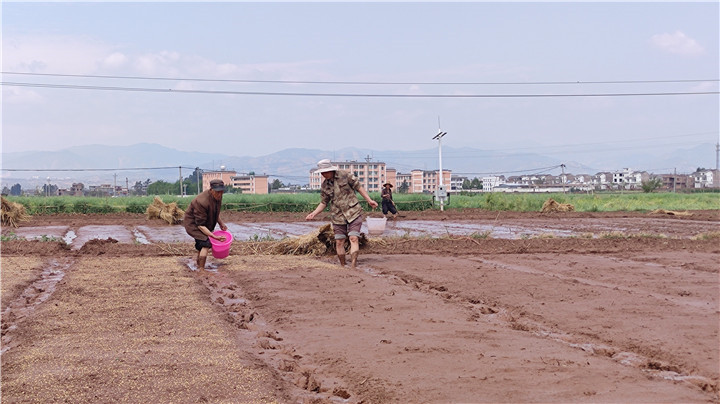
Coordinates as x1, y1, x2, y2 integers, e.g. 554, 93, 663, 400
1, 210, 719, 403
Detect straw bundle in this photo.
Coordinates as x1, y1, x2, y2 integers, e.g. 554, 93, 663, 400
1, 197, 31, 228
271, 223, 368, 256
146, 197, 185, 225
541, 198, 575, 213
649, 209, 693, 217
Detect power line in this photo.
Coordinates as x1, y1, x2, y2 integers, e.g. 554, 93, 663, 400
0, 166, 195, 172
2, 81, 718, 98
2, 71, 718, 86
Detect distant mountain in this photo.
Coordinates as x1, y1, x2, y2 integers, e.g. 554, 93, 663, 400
1, 142, 714, 189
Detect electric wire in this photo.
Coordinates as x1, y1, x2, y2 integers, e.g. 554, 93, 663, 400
3, 71, 718, 86
2, 81, 718, 98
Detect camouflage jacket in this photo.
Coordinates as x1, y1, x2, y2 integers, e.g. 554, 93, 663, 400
320, 170, 363, 224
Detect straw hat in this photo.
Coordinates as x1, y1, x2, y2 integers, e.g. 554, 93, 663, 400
316, 159, 339, 173
383, 182, 393, 188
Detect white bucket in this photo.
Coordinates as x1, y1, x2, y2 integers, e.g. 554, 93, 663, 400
366, 217, 387, 235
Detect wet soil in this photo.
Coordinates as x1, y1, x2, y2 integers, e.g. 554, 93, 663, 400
1, 209, 719, 403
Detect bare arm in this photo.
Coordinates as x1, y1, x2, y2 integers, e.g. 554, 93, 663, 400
306, 202, 328, 220
198, 225, 226, 241
357, 186, 379, 209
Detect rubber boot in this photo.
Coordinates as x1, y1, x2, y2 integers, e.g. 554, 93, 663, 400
337, 254, 346, 266
350, 251, 359, 268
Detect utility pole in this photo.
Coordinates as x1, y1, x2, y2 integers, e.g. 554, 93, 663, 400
716, 140, 719, 172
113, 173, 117, 197
433, 118, 448, 212
364, 154, 372, 192
673, 168, 677, 193
196, 168, 201, 194
179, 166, 183, 196
560, 164, 566, 194
126, 177, 129, 196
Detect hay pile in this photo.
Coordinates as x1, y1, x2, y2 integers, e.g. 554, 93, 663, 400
270, 223, 368, 256
541, 198, 575, 213
649, 209, 693, 217
1, 197, 31, 228
146, 196, 185, 225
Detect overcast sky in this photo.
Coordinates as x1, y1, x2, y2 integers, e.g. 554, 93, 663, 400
2, 1, 718, 160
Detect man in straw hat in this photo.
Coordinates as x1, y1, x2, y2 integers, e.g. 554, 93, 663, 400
306, 159, 379, 268
381, 182, 398, 219
184, 179, 228, 271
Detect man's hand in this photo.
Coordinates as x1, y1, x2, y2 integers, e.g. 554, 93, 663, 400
213, 234, 227, 242
220, 223, 228, 231
305, 212, 316, 221
368, 200, 379, 209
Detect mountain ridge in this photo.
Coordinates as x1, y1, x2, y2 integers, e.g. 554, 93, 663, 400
1, 142, 714, 188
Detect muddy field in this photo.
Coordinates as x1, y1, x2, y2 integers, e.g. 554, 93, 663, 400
1, 209, 719, 403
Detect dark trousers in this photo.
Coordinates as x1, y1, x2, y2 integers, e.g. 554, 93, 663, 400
382, 199, 397, 215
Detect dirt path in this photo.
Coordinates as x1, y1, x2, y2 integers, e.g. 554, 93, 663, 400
1, 210, 718, 403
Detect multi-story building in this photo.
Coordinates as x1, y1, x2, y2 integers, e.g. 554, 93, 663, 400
230, 174, 269, 194
482, 176, 505, 192
309, 162, 452, 195
203, 169, 269, 194
693, 169, 720, 188
409, 169, 452, 194
202, 169, 237, 192
659, 174, 692, 191
395, 172, 412, 191
309, 161, 388, 192
450, 175, 467, 191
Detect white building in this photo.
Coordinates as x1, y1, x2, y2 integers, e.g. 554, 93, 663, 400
482, 176, 504, 192
693, 169, 720, 188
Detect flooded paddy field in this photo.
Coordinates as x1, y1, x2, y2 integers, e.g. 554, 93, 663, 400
4, 209, 718, 249
1, 209, 718, 403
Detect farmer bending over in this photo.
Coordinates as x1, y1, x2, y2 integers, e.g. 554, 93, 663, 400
306, 159, 378, 268
184, 179, 228, 271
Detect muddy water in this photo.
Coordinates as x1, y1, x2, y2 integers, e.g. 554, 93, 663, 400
1, 259, 71, 354
73, 225, 134, 249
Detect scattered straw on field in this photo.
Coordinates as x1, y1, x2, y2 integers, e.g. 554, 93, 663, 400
649, 209, 693, 217
540, 198, 575, 213
1, 197, 31, 228
0, 257, 276, 403
146, 196, 184, 225
238, 224, 373, 256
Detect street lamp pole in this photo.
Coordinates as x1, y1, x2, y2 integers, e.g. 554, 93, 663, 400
433, 129, 447, 211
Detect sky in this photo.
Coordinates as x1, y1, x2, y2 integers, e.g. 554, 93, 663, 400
2, 1, 719, 164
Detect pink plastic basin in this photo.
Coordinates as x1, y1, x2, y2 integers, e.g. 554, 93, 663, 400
209, 230, 233, 259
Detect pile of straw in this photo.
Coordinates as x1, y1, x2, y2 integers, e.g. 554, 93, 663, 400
1, 197, 31, 228
541, 198, 575, 213
649, 209, 693, 217
146, 196, 185, 225
271, 223, 368, 256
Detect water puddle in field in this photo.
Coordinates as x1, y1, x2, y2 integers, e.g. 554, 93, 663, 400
132, 228, 151, 245
72, 225, 134, 250
6, 226, 68, 242
63, 230, 77, 245
1, 259, 71, 354
183, 257, 220, 273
